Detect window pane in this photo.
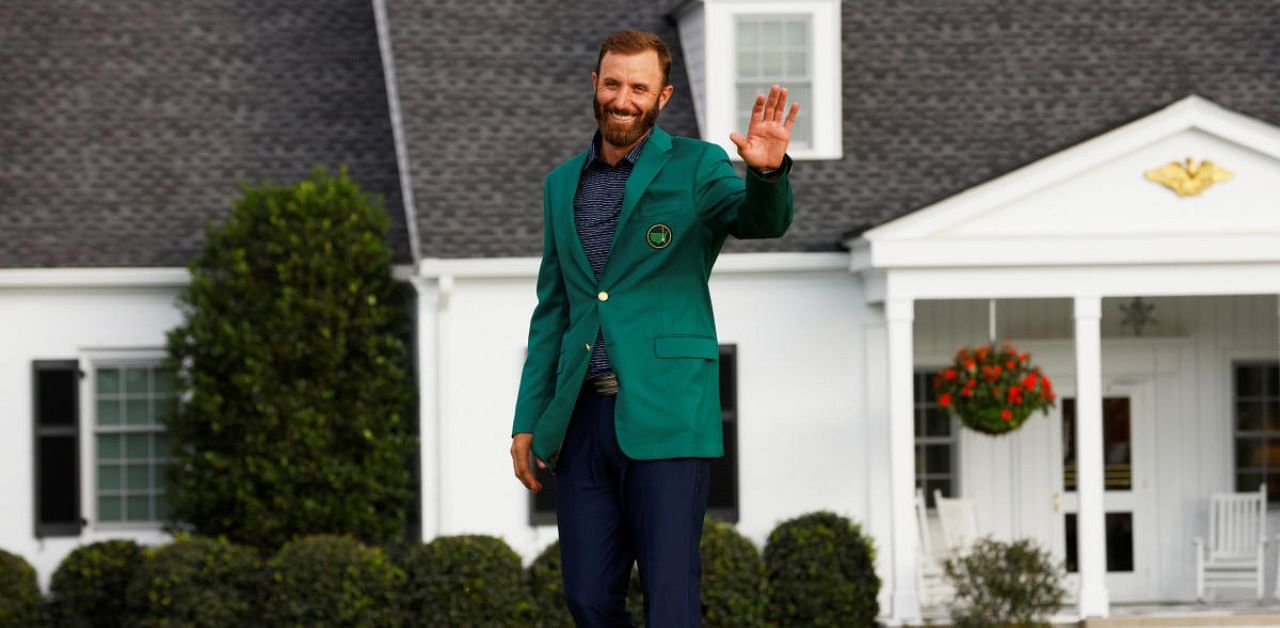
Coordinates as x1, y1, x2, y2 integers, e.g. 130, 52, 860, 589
99, 496, 122, 522
1237, 438, 1270, 470
785, 84, 811, 146
125, 368, 149, 395
1106, 512, 1135, 572
98, 399, 121, 426
155, 433, 170, 458
153, 398, 173, 423
37, 368, 77, 426
126, 399, 150, 426
1238, 401, 1267, 432
762, 21, 782, 46
156, 467, 168, 492
98, 434, 121, 460
127, 464, 150, 491
97, 369, 120, 395
1237, 471, 1265, 493
926, 407, 952, 437
126, 495, 151, 522
924, 479, 952, 508
1269, 400, 1280, 431
154, 370, 174, 395
925, 444, 952, 475
156, 496, 171, 521
1238, 365, 1266, 397
126, 433, 150, 460
785, 51, 807, 77
736, 20, 758, 48
914, 446, 926, 475
737, 51, 758, 79
761, 53, 783, 78
786, 21, 807, 46
98, 464, 122, 491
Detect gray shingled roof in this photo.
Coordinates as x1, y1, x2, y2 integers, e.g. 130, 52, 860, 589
0, 1, 410, 268
386, 0, 1280, 258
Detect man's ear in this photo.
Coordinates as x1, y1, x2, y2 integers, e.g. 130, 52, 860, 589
591, 71, 599, 91
658, 84, 674, 110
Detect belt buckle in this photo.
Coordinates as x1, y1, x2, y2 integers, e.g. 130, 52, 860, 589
592, 372, 619, 396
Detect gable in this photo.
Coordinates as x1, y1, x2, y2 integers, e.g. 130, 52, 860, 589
854, 96, 1280, 268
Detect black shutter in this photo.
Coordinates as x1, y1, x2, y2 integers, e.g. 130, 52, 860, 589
708, 345, 739, 522
34, 361, 82, 537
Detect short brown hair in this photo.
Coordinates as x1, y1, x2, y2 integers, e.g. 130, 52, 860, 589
596, 30, 672, 86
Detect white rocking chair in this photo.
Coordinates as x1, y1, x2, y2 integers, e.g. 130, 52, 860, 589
934, 489, 982, 557
915, 488, 953, 607
1193, 483, 1269, 601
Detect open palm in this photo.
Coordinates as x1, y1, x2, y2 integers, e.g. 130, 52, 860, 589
729, 84, 800, 170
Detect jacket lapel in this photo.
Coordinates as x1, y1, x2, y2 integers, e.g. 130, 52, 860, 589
556, 151, 592, 279
610, 126, 672, 254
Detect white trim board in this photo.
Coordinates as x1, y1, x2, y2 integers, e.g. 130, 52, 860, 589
417, 251, 851, 279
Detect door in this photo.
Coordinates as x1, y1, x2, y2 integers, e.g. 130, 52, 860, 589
1052, 378, 1158, 601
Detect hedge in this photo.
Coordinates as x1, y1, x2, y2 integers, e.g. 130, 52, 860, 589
401, 535, 533, 626
764, 511, 880, 627
0, 548, 43, 628
47, 540, 142, 628
262, 535, 403, 627
125, 537, 260, 627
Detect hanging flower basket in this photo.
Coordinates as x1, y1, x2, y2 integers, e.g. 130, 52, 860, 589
932, 342, 1056, 436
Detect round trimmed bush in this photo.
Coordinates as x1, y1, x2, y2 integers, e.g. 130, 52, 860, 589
700, 518, 767, 627
126, 537, 260, 627
764, 511, 880, 627
263, 535, 402, 627
528, 540, 573, 628
0, 548, 42, 628
401, 535, 533, 626
48, 540, 142, 628
943, 537, 1065, 628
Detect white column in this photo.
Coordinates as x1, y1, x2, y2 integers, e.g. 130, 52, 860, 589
1073, 294, 1110, 618
863, 319, 895, 617
413, 275, 449, 540
887, 298, 922, 623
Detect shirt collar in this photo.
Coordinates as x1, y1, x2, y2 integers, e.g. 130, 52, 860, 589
585, 130, 650, 169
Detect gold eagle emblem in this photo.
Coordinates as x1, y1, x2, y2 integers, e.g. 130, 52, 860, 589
1144, 158, 1233, 197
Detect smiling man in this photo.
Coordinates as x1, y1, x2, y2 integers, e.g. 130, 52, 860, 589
509, 29, 798, 627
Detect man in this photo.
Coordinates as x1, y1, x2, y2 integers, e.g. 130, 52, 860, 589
509, 29, 797, 627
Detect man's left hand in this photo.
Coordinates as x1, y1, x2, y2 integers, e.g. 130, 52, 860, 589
729, 84, 799, 171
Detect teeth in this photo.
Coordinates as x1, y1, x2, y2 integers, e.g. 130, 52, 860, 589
610, 111, 636, 120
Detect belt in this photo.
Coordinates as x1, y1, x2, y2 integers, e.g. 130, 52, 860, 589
589, 372, 619, 396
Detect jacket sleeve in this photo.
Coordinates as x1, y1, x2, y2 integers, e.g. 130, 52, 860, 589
511, 179, 570, 436
693, 143, 794, 240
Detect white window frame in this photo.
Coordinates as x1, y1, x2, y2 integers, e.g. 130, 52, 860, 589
78, 349, 172, 533
704, 0, 842, 161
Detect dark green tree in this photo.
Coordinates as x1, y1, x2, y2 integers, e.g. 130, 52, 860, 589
165, 167, 416, 550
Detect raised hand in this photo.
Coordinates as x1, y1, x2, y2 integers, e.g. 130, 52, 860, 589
729, 84, 799, 171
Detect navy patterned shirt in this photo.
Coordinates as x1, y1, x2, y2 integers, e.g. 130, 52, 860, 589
575, 131, 649, 380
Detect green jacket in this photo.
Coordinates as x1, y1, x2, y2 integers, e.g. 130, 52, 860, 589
512, 126, 794, 468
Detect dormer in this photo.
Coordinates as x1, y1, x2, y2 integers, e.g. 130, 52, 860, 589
673, 0, 843, 161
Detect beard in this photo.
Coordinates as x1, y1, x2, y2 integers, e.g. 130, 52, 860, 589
593, 93, 661, 149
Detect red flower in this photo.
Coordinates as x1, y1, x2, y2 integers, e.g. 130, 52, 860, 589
962, 388, 973, 397
1019, 352, 1030, 362
1007, 385, 1022, 402
943, 368, 958, 381
965, 379, 977, 389
965, 360, 977, 371
1006, 359, 1016, 369
939, 393, 952, 407
992, 365, 1002, 376
1022, 373, 1038, 389
976, 346, 990, 361
1001, 409, 1013, 421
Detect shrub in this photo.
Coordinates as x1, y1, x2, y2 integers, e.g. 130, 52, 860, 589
764, 511, 880, 627
126, 537, 260, 627
528, 541, 573, 628
0, 548, 43, 628
263, 535, 402, 627
165, 166, 416, 550
944, 537, 1066, 628
700, 518, 767, 627
401, 535, 533, 626
48, 540, 142, 628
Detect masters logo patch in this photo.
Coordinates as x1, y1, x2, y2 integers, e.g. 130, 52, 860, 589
646, 223, 672, 250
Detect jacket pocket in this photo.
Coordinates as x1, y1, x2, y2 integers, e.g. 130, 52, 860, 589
654, 334, 718, 359
638, 202, 685, 220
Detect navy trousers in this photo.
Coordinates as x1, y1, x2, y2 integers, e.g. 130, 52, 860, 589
557, 386, 711, 627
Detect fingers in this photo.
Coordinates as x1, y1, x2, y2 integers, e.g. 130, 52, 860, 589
509, 437, 543, 493
536, 459, 547, 470
762, 85, 779, 122
728, 132, 747, 150
783, 101, 800, 130
750, 93, 765, 124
